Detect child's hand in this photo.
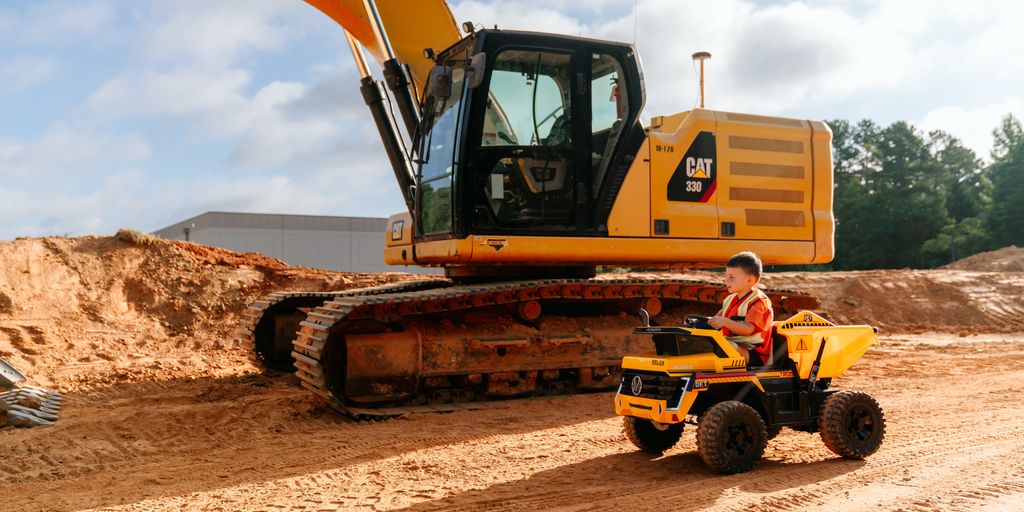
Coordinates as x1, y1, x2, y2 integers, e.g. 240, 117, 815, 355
708, 316, 728, 329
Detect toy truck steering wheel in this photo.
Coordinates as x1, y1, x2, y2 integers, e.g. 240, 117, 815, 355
684, 314, 712, 330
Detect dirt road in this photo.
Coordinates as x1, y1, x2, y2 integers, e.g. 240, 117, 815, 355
3, 237, 1024, 511
3, 332, 1022, 511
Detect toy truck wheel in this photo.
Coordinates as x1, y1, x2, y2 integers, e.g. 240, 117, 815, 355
696, 401, 768, 474
623, 417, 684, 454
819, 390, 885, 459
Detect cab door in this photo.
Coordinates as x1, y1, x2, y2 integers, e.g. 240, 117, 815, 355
468, 48, 584, 233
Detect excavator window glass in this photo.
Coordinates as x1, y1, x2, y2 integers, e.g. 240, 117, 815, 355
591, 53, 628, 195
418, 64, 467, 236
473, 49, 577, 230
484, 51, 572, 147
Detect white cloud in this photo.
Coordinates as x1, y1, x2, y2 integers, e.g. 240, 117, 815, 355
0, 1, 117, 45
85, 66, 363, 167
0, 56, 57, 92
451, 1, 588, 35
0, 168, 146, 238
138, 0, 299, 68
0, 122, 150, 178
919, 98, 1024, 160
86, 68, 252, 121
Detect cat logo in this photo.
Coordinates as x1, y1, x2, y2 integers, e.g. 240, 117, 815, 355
667, 131, 716, 203
390, 220, 404, 241
803, 313, 813, 322
685, 157, 713, 179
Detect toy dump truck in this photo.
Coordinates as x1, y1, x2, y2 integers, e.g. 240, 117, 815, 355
615, 310, 884, 473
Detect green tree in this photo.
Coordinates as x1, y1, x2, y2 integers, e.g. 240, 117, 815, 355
991, 114, 1024, 161
928, 131, 989, 222
835, 121, 950, 269
987, 114, 1024, 247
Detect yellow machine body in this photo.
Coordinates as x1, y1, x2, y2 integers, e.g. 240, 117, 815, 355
385, 109, 834, 270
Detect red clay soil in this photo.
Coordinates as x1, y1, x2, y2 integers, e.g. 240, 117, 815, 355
942, 245, 1024, 272
0, 235, 431, 392
2, 236, 1024, 511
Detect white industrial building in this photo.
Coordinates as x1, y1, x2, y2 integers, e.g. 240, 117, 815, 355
152, 211, 438, 274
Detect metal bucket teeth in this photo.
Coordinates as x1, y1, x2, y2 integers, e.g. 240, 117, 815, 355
1, 392, 62, 428
5, 409, 55, 428
0, 358, 61, 429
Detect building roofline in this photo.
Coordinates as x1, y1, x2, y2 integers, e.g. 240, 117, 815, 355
151, 211, 390, 236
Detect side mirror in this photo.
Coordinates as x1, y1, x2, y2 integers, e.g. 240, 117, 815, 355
427, 65, 453, 98
466, 52, 486, 89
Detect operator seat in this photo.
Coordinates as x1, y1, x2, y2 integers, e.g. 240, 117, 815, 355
542, 113, 571, 146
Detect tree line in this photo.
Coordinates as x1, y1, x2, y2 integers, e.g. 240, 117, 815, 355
816, 114, 1024, 270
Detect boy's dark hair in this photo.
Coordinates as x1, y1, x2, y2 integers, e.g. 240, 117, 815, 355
726, 251, 762, 279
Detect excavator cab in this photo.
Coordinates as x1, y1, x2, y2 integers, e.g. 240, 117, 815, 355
416, 30, 645, 241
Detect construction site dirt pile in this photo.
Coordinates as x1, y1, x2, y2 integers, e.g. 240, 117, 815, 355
942, 245, 1024, 272
0, 235, 433, 392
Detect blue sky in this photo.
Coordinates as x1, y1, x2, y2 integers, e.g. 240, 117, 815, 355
1, 0, 1021, 240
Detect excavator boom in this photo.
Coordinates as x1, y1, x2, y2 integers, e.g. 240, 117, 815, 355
303, 0, 460, 92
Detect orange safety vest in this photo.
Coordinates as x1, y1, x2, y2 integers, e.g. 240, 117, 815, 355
719, 288, 773, 359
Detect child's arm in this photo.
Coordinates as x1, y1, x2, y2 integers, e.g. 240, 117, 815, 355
708, 316, 757, 335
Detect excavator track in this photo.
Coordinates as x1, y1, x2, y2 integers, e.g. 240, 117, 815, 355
236, 279, 447, 369
242, 277, 818, 420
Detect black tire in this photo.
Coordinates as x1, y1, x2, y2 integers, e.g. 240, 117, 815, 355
819, 390, 885, 459
766, 425, 783, 440
696, 401, 768, 474
623, 416, 684, 454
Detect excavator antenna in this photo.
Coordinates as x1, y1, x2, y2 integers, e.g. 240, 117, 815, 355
692, 51, 711, 108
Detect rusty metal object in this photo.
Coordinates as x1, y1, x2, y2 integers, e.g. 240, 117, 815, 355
639, 297, 662, 317
515, 300, 542, 322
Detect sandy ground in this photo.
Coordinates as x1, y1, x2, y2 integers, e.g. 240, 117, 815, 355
2, 237, 1024, 511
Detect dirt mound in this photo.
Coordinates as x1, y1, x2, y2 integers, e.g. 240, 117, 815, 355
942, 246, 1024, 271
625, 268, 1024, 335
0, 235, 429, 391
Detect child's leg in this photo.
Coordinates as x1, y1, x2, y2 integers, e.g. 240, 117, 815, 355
728, 340, 750, 359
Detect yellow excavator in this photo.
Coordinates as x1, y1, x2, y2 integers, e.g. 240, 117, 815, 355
237, 0, 834, 417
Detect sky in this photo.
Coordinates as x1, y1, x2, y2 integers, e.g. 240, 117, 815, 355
1, 0, 1022, 240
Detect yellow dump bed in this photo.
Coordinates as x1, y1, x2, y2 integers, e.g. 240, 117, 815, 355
775, 311, 878, 379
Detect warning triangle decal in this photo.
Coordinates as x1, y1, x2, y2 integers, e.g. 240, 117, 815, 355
796, 339, 808, 351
